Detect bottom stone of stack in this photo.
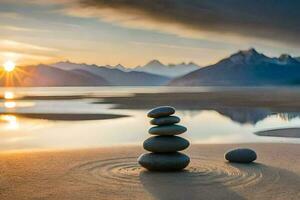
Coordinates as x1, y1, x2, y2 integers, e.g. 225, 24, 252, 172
138, 152, 190, 171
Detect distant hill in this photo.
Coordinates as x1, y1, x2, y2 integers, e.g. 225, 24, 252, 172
134, 60, 199, 77
170, 49, 300, 86
0, 64, 109, 87
52, 61, 170, 86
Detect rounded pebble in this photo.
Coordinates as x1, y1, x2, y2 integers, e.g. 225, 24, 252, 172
149, 125, 187, 136
143, 136, 190, 153
138, 152, 190, 171
147, 106, 175, 118
150, 116, 180, 126
225, 148, 257, 163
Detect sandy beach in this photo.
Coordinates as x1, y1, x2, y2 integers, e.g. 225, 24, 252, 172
0, 143, 299, 200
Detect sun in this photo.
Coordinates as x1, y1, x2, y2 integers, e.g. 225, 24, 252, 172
3, 61, 16, 72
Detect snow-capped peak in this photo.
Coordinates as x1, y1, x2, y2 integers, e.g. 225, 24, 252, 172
228, 48, 269, 64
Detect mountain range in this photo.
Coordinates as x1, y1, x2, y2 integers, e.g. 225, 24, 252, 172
2, 48, 300, 87
52, 61, 170, 86
170, 49, 300, 86
133, 60, 199, 77
0, 64, 109, 87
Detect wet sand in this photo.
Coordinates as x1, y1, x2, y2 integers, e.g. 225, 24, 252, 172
0, 113, 129, 121
0, 143, 299, 200
255, 128, 300, 138
95, 90, 300, 111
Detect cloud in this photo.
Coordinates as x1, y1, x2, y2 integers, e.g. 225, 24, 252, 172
0, 40, 60, 65
0, 40, 58, 52
56, 0, 300, 46
0, 25, 51, 33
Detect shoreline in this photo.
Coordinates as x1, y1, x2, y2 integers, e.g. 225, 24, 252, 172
0, 113, 129, 121
255, 128, 300, 138
94, 90, 300, 111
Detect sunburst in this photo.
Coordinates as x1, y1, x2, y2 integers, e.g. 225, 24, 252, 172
0, 61, 32, 87
3, 61, 16, 72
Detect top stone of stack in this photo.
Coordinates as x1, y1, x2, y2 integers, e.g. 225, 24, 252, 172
147, 106, 187, 136
147, 106, 175, 118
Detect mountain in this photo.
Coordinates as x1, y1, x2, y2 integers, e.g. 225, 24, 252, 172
52, 61, 170, 86
170, 48, 300, 86
275, 54, 300, 65
0, 64, 109, 87
104, 64, 131, 72
134, 60, 199, 77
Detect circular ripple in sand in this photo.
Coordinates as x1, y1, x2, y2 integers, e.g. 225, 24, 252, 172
68, 157, 279, 190
69, 157, 142, 187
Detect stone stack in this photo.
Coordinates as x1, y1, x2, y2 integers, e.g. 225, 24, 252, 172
138, 106, 190, 171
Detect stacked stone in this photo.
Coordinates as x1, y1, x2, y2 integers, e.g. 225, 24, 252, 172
138, 106, 190, 171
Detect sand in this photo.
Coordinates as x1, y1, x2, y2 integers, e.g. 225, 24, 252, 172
0, 143, 299, 200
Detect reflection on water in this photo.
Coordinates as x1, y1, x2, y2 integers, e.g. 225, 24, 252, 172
211, 107, 300, 125
4, 101, 16, 109
212, 107, 271, 124
3, 91, 16, 109
1, 91, 35, 110
0, 115, 19, 130
0, 88, 300, 152
1, 101, 35, 109
4, 91, 14, 99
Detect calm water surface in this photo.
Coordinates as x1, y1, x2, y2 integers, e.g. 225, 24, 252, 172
0, 87, 300, 152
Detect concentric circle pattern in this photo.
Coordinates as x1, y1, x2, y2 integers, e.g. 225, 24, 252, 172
69, 157, 142, 187
68, 157, 279, 190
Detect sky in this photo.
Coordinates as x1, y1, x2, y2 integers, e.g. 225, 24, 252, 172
0, 0, 299, 67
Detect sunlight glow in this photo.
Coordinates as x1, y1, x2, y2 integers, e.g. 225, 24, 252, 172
4, 91, 14, 99
3, 60, 16, 72
0, 115, 19, 130
4, 101, 16, 109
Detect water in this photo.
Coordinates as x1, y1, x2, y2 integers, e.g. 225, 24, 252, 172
0, 87, 300, 152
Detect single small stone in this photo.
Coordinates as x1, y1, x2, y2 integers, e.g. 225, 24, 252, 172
150, 116, 180, 126
225, 148, 257, 163
138, 152, 190, 171
143, 136, 190, 153
147, 106, 175, 118
149, 125, 187, 136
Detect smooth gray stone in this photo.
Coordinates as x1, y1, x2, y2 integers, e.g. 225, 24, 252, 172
225, 148, 257, 163
143, 136, 190, 153
150, 116, 180, 126
147, 106, 175, 118
138, 152, 190, 171
149, 125, 187, 136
